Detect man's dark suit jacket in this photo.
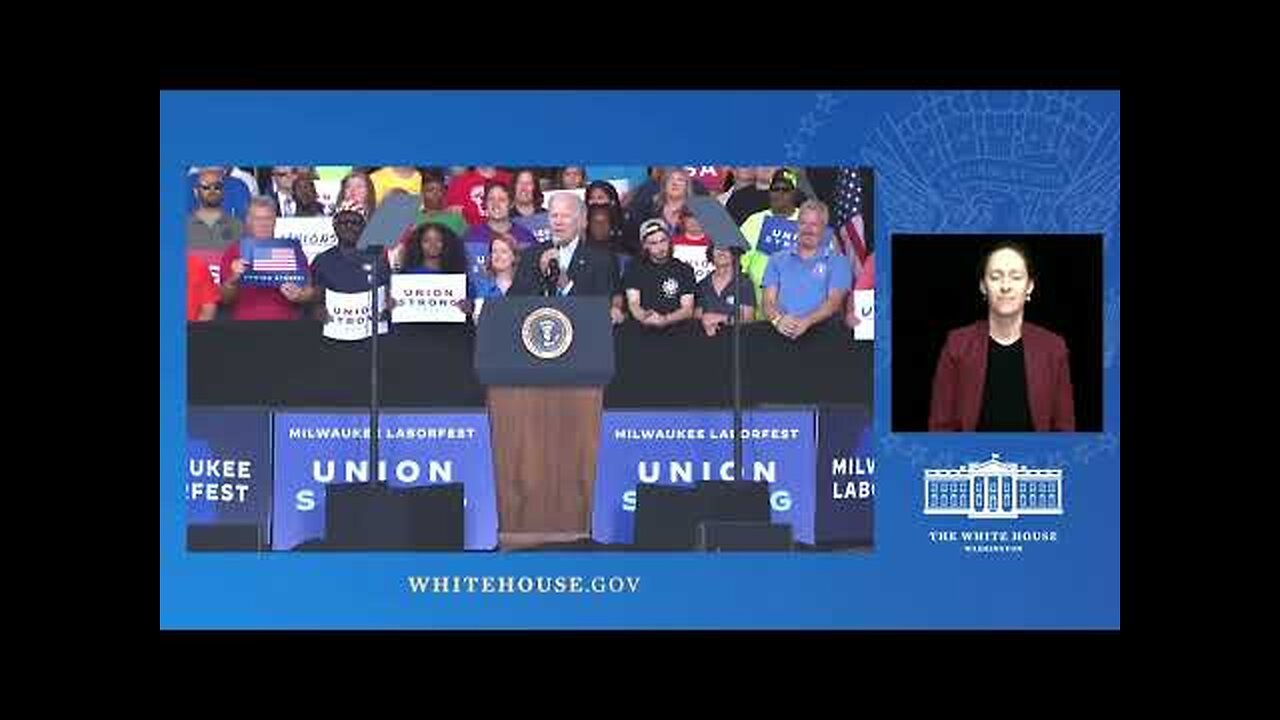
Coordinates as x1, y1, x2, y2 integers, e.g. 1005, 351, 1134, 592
509, 239, 621, 298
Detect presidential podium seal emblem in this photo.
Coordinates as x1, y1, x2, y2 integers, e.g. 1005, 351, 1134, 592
521, 306, 574, 359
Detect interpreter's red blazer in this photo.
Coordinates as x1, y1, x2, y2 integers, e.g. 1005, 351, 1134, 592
928, 321, 1076, 432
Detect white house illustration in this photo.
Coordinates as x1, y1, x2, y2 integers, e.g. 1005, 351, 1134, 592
923, 453, 1063, 520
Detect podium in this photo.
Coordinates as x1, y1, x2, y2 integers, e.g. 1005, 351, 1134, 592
474, 296, 615, 549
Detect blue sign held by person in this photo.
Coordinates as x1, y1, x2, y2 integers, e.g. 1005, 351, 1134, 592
239, 238, 308, 287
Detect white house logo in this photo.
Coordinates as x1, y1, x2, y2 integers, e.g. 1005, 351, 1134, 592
521, 306, 573, 360
923, 453, 1062, 520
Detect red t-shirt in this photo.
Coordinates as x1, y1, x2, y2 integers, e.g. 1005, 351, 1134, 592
444, 170, 514, 226
219, 240, 310, 320
187, 253, 220, 321
188, 247, 224, 286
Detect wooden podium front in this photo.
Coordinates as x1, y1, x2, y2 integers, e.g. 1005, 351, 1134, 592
487, 386, 602, 548
473, 296, 615, 550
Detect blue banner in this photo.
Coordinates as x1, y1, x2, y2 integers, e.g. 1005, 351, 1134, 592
271, 412, 498, 550
240, 238, 308, 287
757, 217, 836, 257
187, 408, 272, 532
757, 216, 799, 256
514, 213, 552, 245
815, 405, 874, 546
592, 410, 816, 544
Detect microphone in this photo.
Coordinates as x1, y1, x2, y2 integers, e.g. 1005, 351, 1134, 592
361, 244, 386, 274
545, 255, 560, 296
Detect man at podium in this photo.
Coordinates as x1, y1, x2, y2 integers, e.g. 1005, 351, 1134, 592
510, 193, 627, 325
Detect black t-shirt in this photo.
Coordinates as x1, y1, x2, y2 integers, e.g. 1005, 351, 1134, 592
977, 338, 1033, 432
622, 257, 697, 315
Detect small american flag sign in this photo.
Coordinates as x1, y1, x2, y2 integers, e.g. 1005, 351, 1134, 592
252, 246, 299, 272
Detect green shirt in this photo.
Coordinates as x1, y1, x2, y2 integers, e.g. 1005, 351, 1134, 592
315, 166, 353, 182
738, 207, 799, 319
416, 209, 468, 238
186, 212, 243, 251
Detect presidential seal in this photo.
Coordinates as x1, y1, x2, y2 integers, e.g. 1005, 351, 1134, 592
521, 306, 574, 359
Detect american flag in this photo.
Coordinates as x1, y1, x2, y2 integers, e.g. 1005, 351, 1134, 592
252, 246, 299, 272
832, 167, 868, 265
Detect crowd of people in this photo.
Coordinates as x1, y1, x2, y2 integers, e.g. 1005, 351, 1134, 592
185, 166, 875, 338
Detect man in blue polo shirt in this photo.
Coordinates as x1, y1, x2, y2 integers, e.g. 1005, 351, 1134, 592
761, 199, 852, 340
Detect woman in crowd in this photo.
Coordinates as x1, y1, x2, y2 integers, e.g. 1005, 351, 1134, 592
391, 222, 469, 275
558, 166, 587, 189
463, 181, 536, 247
510, 168, 546, 219
694, 244, 756, 337
585, 180, 632, 254
645, 168, 694, 234
291, 176, 327, 217
928, 241, 1075, 432
335, 171, 377, 219
471, 232, 520, 322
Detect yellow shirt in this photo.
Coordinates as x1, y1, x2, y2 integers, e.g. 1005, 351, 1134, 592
370, 168, 423, 206
739, 208, 799, 318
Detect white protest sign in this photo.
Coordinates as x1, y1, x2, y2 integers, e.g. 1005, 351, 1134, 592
672, 244, 714, 283
390, 273, 468, 324
604, 178, 630, 198
275, 216, 337, 265
853, 289, 874, 341
542, 188, 587, 210
324, 288, 388, 341
315, 180, 342, 216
